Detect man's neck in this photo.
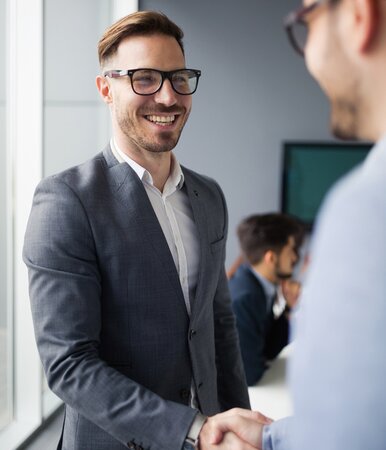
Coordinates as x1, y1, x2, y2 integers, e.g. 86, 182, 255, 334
251, 263, 277, 285
114, 136, 172, 192
356, 63, 386, 142
140, 152, 172, 192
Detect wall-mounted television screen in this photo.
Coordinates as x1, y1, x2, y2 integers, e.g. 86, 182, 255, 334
281, 141, 372, 226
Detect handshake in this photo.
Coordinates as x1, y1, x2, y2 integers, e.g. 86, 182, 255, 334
198, 408, 272, 450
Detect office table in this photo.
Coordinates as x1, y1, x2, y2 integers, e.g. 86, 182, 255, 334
248, 344, 293, 420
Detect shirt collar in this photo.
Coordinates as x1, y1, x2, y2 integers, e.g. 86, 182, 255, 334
110, 138, 185, 191
251, 267, 277, 302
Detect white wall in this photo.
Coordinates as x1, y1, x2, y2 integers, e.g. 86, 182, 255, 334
0, 0, 9, 430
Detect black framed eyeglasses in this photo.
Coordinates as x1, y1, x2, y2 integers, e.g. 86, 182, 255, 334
284, 0, 329, 56
103, 68, 201, 96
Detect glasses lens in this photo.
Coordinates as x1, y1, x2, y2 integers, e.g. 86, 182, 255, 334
171, 70, 198, 95
132, 69, 162, 95
291, 21, 308, 55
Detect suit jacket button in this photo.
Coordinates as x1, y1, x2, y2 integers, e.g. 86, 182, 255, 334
189, 329, 196, 340
127, 442, 142, 449
179, 388, 190, 401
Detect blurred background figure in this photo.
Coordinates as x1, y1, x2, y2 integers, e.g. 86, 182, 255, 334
273, 236, 310, 321
229, 213, 304, 386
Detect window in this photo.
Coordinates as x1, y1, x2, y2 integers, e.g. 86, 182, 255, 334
0, 0, 12, 432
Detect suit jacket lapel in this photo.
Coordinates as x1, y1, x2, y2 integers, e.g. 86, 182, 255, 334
102, 145, 187, 316
183, 170, 211, 317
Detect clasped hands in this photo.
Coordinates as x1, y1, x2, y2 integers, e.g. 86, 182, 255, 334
199, 408, 272, 450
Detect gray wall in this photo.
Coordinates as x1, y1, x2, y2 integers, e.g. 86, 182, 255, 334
43, 0, 111, 177
140, 0, 333, 266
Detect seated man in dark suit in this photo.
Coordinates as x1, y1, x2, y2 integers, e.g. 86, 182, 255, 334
229, 213, 303, 386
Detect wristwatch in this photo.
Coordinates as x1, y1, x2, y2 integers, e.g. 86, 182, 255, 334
182, 412, 206, 450
183, 436, 199, 450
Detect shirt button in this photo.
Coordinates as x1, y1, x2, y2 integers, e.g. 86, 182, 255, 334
127, 442, 143, 449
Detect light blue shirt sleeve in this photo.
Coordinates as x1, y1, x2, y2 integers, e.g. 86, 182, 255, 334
262, 418, 293, 450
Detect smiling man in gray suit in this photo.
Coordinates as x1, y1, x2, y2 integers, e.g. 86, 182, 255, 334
23, 11, 270, 450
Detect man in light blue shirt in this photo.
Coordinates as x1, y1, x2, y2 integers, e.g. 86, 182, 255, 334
262, 0, 386, 448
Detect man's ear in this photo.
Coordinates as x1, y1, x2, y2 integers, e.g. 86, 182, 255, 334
351, 0, 379, 53
263, 250, 277, 266
96, 75, 113, 104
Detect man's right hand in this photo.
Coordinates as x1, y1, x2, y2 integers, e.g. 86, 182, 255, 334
199, 408, 272, 449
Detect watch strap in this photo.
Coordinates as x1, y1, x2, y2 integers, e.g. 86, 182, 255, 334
183, 412, 207, 449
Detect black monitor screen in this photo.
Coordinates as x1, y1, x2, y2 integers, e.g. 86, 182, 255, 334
281, 141, 372, 225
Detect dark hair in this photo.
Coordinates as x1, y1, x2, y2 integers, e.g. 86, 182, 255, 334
237, 213, 304, 265
98, 11, 184, 68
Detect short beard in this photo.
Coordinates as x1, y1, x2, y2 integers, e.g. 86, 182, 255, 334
116, 110, 187, 154
275, 270, 292, 281
274, 261, 293, 282
122, 115, 179, 153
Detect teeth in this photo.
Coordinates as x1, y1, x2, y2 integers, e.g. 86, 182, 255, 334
146, 115, 175, 124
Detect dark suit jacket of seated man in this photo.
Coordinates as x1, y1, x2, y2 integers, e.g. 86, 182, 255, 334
229, 213, 302, 386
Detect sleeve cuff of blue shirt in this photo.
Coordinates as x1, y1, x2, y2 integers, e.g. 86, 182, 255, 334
262, 417, 292, 450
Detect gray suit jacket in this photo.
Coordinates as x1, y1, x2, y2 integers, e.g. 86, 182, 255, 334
23, 145, 250, 450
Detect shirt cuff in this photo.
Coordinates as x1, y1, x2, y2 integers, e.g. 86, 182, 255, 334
186, 411, 207, 442
262, 417, 292, 450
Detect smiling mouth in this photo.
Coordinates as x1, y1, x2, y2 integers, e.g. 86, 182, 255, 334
145, 115, 177, 126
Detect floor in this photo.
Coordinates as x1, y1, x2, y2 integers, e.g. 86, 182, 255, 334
1, 325, 64, 450
18, 409, 63, 450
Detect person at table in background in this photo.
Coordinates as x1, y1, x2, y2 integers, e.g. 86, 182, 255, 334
23, 11, 271, 450
229, 213, 304, 386
262, 0, 386, 448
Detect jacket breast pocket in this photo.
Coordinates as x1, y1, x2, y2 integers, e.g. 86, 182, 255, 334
210, 236, 225, 254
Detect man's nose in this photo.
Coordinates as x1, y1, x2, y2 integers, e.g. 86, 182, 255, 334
154, 79, 178, 106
